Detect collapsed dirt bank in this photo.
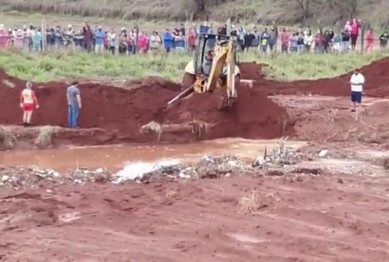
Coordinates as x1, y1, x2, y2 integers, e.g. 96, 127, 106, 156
1, 58, 389, 149
0, 65, 293, 148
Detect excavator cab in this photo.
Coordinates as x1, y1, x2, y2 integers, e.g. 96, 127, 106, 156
194, 34, 237, 77
167, 19, 248, 110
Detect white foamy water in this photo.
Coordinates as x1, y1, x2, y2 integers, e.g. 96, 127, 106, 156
112, 158, 181, 183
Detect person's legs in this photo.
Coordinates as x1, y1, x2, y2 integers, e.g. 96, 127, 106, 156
22, 104, 34, 126
351, 91, 362, 112
68, 105, 73, 128
71, 106, 80, 128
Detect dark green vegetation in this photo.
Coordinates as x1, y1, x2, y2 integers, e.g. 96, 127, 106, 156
0, 0, 388, 27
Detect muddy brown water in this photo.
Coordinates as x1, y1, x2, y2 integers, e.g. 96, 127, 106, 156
0, 138, 306, 172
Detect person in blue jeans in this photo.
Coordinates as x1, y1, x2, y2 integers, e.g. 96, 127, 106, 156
67, 81, 81, 128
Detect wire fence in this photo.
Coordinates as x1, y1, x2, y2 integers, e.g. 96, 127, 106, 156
0, 20, 387, 55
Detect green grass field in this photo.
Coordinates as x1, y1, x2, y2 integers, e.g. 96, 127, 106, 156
0, 48, 388, 83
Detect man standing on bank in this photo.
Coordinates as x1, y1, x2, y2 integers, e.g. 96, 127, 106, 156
20, 81, 39, 127
67, 81, 81, 128
350, 68, 365, 112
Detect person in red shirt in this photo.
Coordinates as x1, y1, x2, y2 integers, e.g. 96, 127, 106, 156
280, 28, 290, 53
365, 29, 374, 52
19, 82, 39, 127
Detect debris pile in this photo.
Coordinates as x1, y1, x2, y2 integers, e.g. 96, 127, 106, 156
0, 165, 112, 189
0, 143, 331, 189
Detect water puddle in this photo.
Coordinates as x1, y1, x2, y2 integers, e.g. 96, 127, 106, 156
0, 138, 306, 172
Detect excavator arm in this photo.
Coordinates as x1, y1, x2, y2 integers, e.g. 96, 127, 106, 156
206, 38, 237, 103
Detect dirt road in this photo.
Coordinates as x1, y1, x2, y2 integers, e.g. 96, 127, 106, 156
1, 170, 388, 261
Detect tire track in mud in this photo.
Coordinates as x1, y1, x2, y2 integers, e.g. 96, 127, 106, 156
1, 174, 389, 261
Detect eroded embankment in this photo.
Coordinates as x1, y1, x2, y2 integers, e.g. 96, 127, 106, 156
1, 57, 389, 149
0, 65, 292, 148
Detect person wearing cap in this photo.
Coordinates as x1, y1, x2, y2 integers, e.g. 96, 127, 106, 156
94, 25, 106, 54
20, 82, 39, 127
349, 68, 365, 112
67, 81, 81, 128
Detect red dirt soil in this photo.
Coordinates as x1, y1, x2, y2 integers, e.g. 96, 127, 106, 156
1, 58, 389, 147
0, 66, 292, 145
250, 58, 389, 97
1, 173, 389, 261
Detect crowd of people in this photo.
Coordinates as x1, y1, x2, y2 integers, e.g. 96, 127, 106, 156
0, 19, 387, 54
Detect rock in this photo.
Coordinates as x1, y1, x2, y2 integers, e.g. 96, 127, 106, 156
319, 150, 329, 158
94, 168, 104, 173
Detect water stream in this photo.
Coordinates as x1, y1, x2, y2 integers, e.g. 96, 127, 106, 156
0, 138, 306, 172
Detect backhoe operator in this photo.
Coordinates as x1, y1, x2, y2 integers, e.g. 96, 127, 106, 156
202, 50, 214, 75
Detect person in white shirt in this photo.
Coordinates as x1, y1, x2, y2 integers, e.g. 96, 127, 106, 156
349, 68, 365, 112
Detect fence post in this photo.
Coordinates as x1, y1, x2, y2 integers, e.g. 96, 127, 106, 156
360, 25, 365, 53
41, 20, 46, 51
134, 23, 139, 54
185, 21, 189, 52
226, 18, 231, 36
273, 21, 278, 52
317, 20, 323, 53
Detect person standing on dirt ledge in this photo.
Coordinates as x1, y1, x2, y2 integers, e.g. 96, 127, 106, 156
350, 68, 365, 112
67, 81, 81, 128
20, 82, 39, 127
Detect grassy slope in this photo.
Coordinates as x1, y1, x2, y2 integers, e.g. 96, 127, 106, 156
0, 49, 387, 82
0, 0, 389, 27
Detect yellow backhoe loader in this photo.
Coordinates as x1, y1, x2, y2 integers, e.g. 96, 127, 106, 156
167, 27, 252, 110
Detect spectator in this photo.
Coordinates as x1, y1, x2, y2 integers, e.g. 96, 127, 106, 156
14, 29, 24, 49
138, 31, 148, 53
127, 29, 136, 54
150, 31, 162, 52
0, 24, 8, 48
251, 27, 260, 50
243, 31, 255, 52
297, 32, 304, 53
118, 29, 127, 54
323, 29, 334, 53
174, 31, 185, 53
198, 21, 209, 34
260, 28, 269, 53
379, 31, 388, 49
350, 18, 361, 50
314, 29, 322, 53
32, 28, 42, 51
341, 29, 350, 52
333, 32, 341, 53
290, 33, 298, 52
163, 29, 173, 53
94, 26, 105, 54
74, 30, 84, 49
54, 26, 62, 50
344, 20, 352, 32
179, 23, 185, 36
365, 29, 374, 52
280, 28, 290, 53
268, 28, 277, 52
108, 28, 116, 54
188, 28, 196, 52
303, 30, 313, 52
83, 22, 92, 52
